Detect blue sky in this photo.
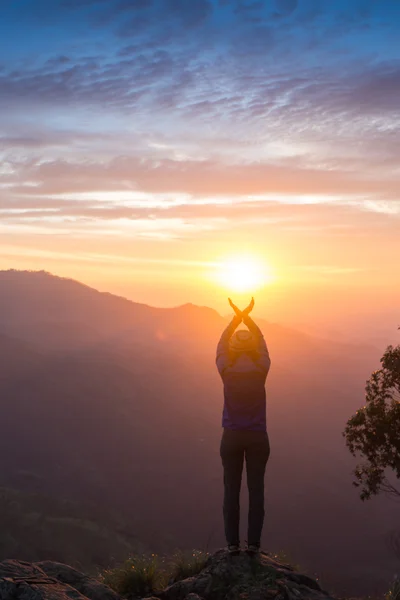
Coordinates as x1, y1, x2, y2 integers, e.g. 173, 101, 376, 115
2, 0, 400, 150
0, 0, 400, 335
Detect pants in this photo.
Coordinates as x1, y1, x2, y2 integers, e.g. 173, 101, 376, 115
220, 428, 270, 547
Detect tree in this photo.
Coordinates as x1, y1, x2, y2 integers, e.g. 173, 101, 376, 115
343, 344, 400, 500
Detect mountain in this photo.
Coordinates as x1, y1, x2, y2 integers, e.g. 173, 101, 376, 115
0, 269, 397, 596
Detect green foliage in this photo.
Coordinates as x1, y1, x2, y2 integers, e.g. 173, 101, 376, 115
343, 344, 400, 500
169, 550, 209, 582
386, 577, 400, 600
102, 555, 163, 598
102, 550, 209, 596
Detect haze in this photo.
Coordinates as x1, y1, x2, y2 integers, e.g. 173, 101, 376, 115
1, 0, 399, 343
0, 269, 398, 597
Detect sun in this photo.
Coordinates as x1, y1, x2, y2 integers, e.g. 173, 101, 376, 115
216, 256, 273, 293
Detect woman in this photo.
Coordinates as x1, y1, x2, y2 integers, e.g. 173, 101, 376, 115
216, 297, 271, 556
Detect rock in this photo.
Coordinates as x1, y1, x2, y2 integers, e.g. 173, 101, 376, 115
0, 552, 339, 600
36, 562, 120, 600
282, 572, 321, 592
0, 560, 119, 600
0, 564, 83, 600
0, 560, 49, 580
160, 550, 338, 600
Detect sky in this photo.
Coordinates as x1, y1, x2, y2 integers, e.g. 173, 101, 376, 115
1, 0, 400, 341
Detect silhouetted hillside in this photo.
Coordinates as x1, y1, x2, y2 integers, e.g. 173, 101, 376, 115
0, 270, 221, 351
0, 270, 397, 596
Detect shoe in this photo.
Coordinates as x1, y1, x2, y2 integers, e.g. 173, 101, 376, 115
245, 544, 260, 556
227, 544, 241, 556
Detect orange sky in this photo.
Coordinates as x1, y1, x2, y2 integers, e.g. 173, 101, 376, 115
1, 203, 399, 345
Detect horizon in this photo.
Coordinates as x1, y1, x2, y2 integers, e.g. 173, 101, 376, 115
1, 267, 399, 347
1, 1, 400, 343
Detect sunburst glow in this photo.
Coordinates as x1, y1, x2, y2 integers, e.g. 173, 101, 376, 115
215, 256, 273, 293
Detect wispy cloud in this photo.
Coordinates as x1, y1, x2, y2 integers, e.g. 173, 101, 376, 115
0, 0, 399, 293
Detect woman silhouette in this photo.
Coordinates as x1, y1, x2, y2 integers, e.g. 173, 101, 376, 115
216, 297, 271, 555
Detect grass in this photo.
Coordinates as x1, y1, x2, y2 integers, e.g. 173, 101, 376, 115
101, 550, 209, 597
169, 550, 209, 582
386, 578, 400, 600
102, 554, 164, 598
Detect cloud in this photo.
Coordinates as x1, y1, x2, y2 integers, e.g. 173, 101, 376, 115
1, 0, 400, 239
4, 153, 399, 199
1, 177, 398, 238
1, 40, 399, 162
346, 63, 400, 113
1, 0, 399, 157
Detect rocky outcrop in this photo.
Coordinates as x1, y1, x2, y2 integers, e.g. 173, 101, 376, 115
0, 551, 339, 600
0, 560, 117, 600
158, 550, 338, 600
36, 562, 120, 600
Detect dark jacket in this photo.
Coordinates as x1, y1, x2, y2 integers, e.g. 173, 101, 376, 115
216, 315, 271, 432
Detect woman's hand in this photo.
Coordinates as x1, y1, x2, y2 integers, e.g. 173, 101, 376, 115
228, 298, 242, 319
242, 297, 255, 317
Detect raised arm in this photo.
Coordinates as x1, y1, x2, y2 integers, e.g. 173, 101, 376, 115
242, 299, 271, 375
216, 312, 242, 376
216, 297, 271, 376
242, 315, 271, 372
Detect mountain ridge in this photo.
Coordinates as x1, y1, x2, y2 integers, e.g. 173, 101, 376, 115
0, 269, 380, 355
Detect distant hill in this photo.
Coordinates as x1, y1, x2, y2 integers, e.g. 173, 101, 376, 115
0, 486, 142, 569
0, 269, 397, 596
0, 269, 221, 351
